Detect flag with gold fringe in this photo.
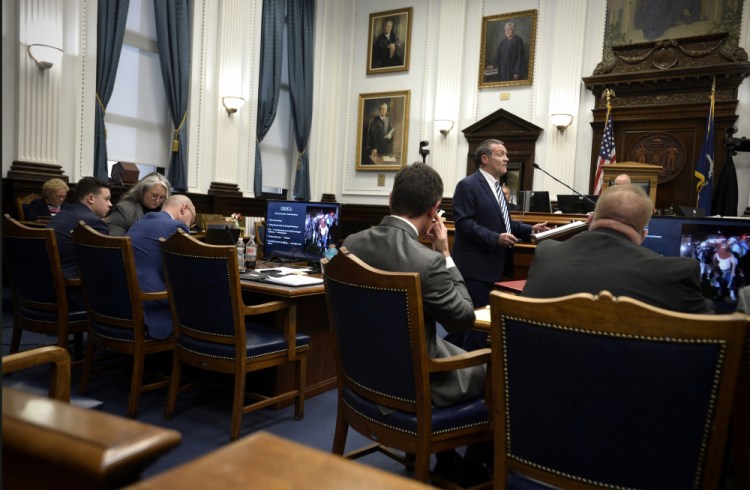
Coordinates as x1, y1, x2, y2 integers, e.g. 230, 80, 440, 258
593, 90, 616, 195
694, 80, 715, 213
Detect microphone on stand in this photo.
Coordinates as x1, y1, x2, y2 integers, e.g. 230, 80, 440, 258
532, 163, 597, 207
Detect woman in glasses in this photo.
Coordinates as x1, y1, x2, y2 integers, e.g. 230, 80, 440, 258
107, 172, 171, 235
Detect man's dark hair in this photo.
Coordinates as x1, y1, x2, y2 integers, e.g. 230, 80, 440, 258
74, 177, 109, 202
390, 162, 443, 218
474, 138, 504, 168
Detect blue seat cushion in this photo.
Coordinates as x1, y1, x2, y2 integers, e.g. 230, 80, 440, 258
91, 320, 162, 342
178, 321, 310, 360
17, 305, 88, 325
342, 386, 488, 436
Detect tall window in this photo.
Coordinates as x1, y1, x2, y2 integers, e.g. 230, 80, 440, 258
105, 0, 170, 177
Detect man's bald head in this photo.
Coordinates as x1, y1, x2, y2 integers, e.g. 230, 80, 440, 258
163, 195, 196, 228
591, 184, 653, 244
613, 173, 631, 185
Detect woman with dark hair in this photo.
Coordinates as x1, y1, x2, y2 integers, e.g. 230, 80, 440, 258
107, 172, 171, 235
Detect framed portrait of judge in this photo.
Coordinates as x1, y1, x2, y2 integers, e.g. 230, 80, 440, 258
367, 8, 412, 75
355, 90, 410, 171
478, 10, 537, 88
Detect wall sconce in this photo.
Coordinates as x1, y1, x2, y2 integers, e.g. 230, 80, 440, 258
222, 96, 245, 115
435, 119, 454, 136
28, 44, 63, 70
550, 113, 573, 132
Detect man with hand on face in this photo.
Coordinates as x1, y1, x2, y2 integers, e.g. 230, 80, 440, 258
126, 194, 197, 340
451, 139, 549, 350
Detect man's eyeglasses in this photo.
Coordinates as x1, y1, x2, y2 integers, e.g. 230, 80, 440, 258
185, 206, 196, 228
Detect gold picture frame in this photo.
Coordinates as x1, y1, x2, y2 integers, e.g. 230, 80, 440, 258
478, 10, 537, 88
355, 90, 410, 171
367, 7, 412, 75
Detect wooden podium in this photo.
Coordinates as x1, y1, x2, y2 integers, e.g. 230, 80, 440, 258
601, 162, 661, 207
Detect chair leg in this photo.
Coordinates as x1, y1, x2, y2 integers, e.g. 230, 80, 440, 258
10, 321, 22, 354
79, 335, 95, 394
413, 450, 431, 482
127, 351, 145, 418
230, 369, 247, 441
164, 354, 182, 419
294, 354, 306, 420
332, 407, 349, 455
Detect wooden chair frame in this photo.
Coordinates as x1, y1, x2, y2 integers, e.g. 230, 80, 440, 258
72, 223, 175, 417
15, 192, 41, 221
161, 230, 308, 440
3, 214, 86, 358
323, 249, 491, 483
2, 346, 72, 402
489, 290, 748, 490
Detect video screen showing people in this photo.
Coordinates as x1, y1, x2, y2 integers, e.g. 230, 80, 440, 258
643, 216, 749, 313
265, 201, 341, 262
303, 207, 340, 257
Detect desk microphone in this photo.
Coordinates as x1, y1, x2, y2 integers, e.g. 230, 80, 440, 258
533, 163, 597, 207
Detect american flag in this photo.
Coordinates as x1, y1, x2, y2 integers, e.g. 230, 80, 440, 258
593, 114, 616, 195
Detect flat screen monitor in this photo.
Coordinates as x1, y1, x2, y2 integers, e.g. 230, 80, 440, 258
556, 194, 598, 214
641, 215, 750, 313
264, 200, 342, 263
518, 191, 552, 213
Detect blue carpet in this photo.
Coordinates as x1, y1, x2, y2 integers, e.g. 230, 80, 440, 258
1, 287, 421, 481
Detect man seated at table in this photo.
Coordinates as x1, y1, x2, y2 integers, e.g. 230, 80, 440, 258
342, 162, 489, 485
522, 183, 711, 314
126, 195, 196, 339
49, 176, 112, 280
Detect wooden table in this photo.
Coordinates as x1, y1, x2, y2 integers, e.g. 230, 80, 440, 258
126, 431, 430, 490
240, 264, 335, 402
2, 386, 181, 490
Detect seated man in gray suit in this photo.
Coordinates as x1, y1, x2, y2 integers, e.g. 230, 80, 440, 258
523, 183, 711, 314
342, 162, 489, 485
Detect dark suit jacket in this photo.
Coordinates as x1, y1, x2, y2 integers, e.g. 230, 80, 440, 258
522, 228, 711, 314
126, 211, 189, 340
342, 216, 485, 407
452, 170, 532, 293
48, 202, 108, 279
26, 198, 66, 221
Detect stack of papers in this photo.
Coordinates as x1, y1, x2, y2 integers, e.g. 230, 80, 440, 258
264, 275, 323, 286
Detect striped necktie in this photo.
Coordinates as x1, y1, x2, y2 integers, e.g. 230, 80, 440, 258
495, 181, 512, 233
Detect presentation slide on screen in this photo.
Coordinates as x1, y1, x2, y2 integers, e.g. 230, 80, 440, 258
265, 202, 340, 260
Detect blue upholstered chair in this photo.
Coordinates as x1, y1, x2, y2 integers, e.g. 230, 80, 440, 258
160, 229, 309, 441
489, 290, 748, 490
322, 248, 491, 483
2, 214, 87, 357
72, 223, 174, 417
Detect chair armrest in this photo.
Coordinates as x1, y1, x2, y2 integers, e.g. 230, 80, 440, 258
243, 300, 292, 316
2, 346, 71, 402
427, 348, 491, 373
141, 291, 168, 301
64, 278, 81, 288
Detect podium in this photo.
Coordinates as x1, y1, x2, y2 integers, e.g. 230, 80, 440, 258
601, 162, 661, 207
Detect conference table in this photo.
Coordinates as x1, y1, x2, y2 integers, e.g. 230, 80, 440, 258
240, 263, 333, 404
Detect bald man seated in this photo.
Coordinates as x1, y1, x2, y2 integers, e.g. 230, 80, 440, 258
126, 195, 196, 339
613, 173, 631, 185
522, 184, 711, 314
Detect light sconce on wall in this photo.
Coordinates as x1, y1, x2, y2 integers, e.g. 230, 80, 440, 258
28, 44, 63, 70
222, 96, 245, 115
550, 113, 573, 132
435, 119, 455, 136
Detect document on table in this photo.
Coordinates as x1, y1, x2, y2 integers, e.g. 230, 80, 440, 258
474, 306, 491, 324
264, 274, 324, 287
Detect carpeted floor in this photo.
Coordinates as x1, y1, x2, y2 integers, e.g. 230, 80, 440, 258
1, 287, 426, 482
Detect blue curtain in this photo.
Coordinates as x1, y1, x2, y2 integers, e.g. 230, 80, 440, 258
254, 0, 285, 196
287, 0, 314, 201
94, 0, 130, 182
154, 1, 191, 191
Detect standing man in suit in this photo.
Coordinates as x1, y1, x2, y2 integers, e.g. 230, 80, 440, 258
452, 139, 549, 308
522, 184, 711, 314
126, 195, 196, 339
342, 162, 489, 484
48, 177, 112, 280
